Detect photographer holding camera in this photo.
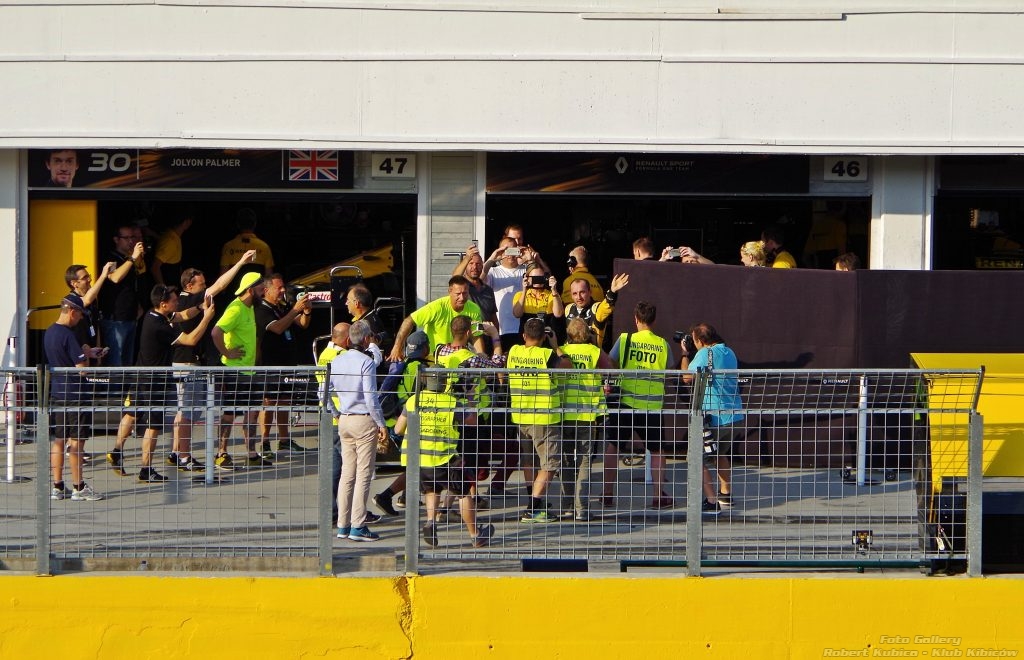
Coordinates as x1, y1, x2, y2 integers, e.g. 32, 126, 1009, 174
680, 322, 745, 516
511, 263, 564, 335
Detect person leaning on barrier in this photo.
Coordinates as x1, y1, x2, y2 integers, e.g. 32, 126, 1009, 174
565, 272, 629, 350
255, 273, 313, 459
45, 293, 106, 502
507, 317, 571, 524
107, 285, 216, 482
393, 371, 495, 549
604, 300, 677, 510
680, 322, 745, 516
329, 320, 388, 542
168, 249, 258, 470
559, 317, 614, 522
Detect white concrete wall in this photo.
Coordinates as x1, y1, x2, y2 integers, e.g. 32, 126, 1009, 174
871, 156, 935, 270
424, 153, 477, 302
0, 151, 22, 366
2, 2, 1024, 153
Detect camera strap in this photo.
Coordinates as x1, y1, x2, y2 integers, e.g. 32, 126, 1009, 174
617, 333, 633, 368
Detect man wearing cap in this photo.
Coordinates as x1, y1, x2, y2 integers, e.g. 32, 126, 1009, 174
330, 320, 388, 542
387, 275, 484, 362
370, 329, 432, 517
44, 294, 106, 501
211, 271, 269, 468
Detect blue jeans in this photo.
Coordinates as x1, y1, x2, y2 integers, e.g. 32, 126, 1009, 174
100, 319, 136, 367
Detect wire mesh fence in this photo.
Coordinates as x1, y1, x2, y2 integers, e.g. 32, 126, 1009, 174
0, 364, 985, 576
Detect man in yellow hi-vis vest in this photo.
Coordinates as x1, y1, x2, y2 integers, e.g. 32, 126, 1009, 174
604, 301, 677, 510
507, 317, 571, 523
393, 372, 495, 548
559, 318, 613, 521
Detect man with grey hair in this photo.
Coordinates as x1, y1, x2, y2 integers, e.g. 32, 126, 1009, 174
329, 320, 387, 542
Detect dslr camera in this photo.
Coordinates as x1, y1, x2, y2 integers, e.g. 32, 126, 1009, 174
673, 330, 696, 356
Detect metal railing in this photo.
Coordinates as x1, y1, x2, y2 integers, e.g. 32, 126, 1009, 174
0, 365, 986, 576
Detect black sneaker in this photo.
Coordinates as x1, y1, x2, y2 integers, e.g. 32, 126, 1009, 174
701, 498, 722, 516
471, 523, 495, 548
362, 512, 382, 525
106, 448, 127, 475
373, 492, 399, 516
277, 439, 309, 453
717, 492, 733, 508
422, 522, 438, 548
138, 467, 168, 483
246, 454, 273, 468
165, 452, 178, 467
177, 456, 205, 472
214, 453, 235, 471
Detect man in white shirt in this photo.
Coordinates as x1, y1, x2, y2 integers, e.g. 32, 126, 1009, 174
482, 237, 530, 351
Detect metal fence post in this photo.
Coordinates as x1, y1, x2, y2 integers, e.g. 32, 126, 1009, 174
404, 408, 421, 575
685, 369, 709, 577
204, 371, 217, 486
318, 406, 334, 576
36, 365, 51, 576
967, 411, 984, 577
856, 374, 869, 486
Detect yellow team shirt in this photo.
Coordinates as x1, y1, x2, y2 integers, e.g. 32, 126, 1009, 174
221, 232, 274, 272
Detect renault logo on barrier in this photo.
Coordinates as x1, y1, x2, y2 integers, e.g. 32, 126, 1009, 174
615, 156, 629, 174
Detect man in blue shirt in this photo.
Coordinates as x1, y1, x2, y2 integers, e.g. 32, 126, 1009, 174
44, 294, 106, 501
329, 320, 388, 542
681, 322, 745, 516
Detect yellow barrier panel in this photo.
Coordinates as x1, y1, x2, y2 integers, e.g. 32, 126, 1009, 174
0, 575, 1021, 659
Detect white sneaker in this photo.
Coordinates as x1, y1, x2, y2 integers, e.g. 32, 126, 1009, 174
71, 483, 104, 501
50, 486, 70, 500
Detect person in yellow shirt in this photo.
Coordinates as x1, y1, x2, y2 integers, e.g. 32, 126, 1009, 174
151, 214, 192, 286
512, 264, 564, 335
561, 246, 605, 305
220, 208, 274, 275
762, 225, 797, 268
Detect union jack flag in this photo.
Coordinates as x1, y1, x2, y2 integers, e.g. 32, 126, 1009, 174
287, 150, 339, 181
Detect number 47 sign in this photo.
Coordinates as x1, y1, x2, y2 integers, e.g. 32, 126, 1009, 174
824, 157, 868, 182
371, 153, 416, 179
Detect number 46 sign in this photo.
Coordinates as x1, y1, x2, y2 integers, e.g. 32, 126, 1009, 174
824, 157, 868, 182
371, 153, 416, 179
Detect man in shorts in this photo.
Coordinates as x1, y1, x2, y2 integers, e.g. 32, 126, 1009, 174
44, 294, 106, 501
506, 318, 571, 523
393, 371, 494, 548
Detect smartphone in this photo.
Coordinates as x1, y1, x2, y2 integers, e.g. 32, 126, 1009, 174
667, 248, 681, 260
505, 246, 522, 257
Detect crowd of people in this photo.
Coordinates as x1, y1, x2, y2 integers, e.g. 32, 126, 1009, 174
41, 217, 846, 548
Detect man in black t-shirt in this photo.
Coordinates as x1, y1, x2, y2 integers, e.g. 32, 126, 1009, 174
166, 250, 257, 470
98, 224, 147, 366
107, 285, 215, 482
255, 273, 312, 457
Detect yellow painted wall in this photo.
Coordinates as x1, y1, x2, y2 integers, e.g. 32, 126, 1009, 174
1, 575, 1021, 659
28, 199, 98, 329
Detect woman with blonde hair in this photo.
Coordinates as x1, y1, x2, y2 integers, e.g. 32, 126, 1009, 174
739, 241, 767, 267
